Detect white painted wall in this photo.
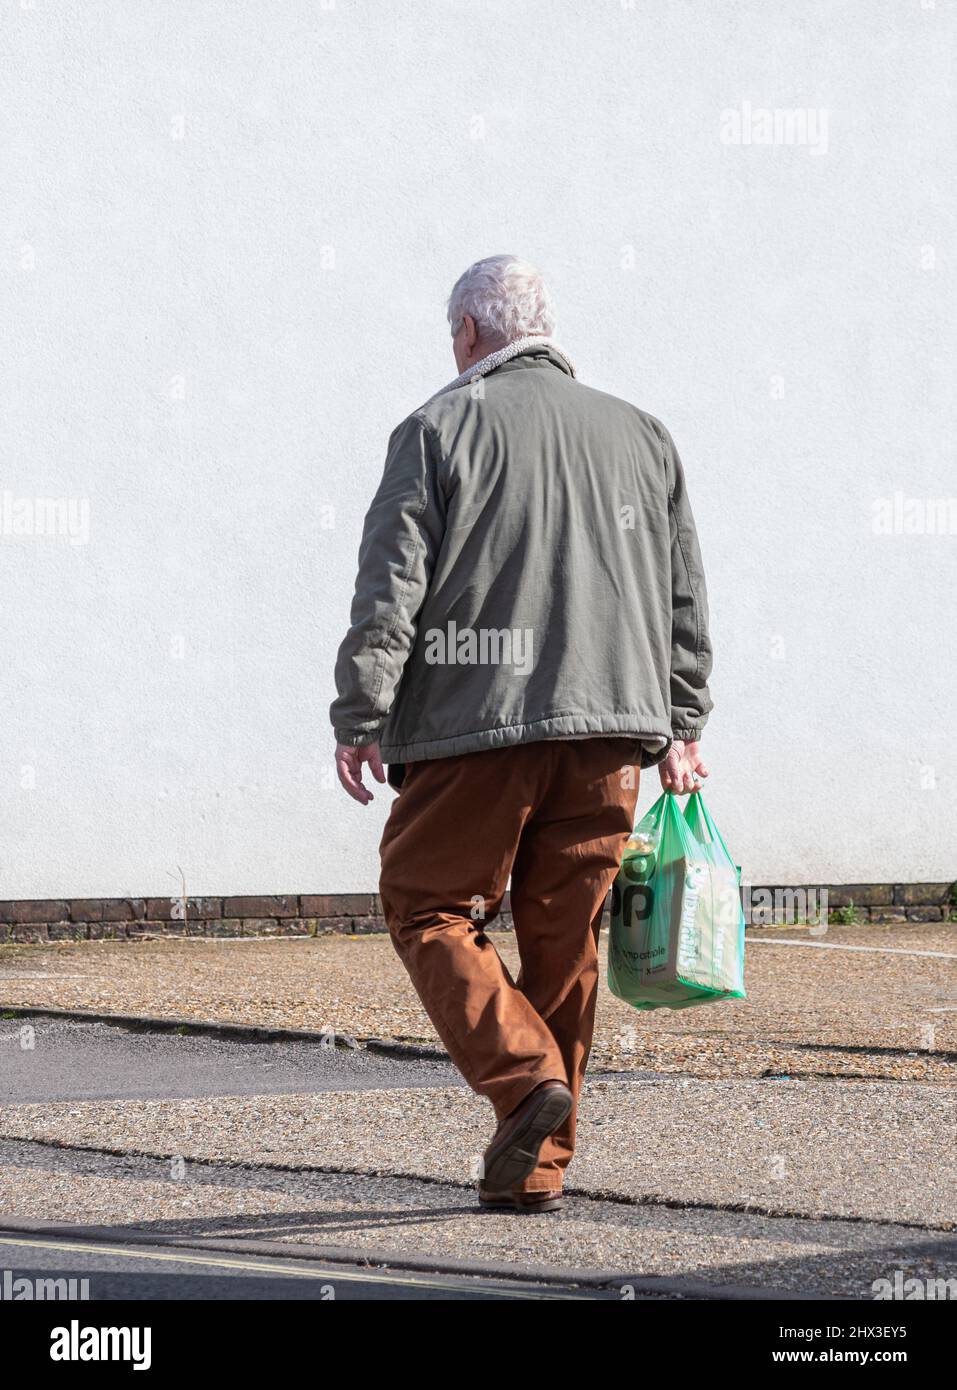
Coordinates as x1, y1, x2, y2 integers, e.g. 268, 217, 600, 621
2, 0, 954, 898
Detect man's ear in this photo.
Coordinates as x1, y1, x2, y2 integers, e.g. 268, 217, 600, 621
462, 312, 479, 355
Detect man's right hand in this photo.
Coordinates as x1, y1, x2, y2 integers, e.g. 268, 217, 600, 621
659, 739, 709, 795
335, 741, 386, 804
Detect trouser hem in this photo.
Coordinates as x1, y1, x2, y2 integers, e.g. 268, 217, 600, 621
491, 1071, 568, 1126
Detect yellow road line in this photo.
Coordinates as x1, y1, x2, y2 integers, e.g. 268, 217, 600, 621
0, 1234, 580, 1299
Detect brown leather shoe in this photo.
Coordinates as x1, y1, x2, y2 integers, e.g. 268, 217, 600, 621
481, 1080, 573, 1192
478, 1186, 564, 1214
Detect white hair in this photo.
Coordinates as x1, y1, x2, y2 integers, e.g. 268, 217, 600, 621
447, 255, 556, 343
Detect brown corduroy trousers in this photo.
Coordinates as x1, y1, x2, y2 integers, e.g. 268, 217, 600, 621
379, 737, 639, 1193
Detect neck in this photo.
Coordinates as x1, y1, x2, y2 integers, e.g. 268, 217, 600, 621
429, 336, 577, 404
460, 335, 507, 372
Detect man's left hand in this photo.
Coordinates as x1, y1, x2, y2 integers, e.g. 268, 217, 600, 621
658, 739, 709, 795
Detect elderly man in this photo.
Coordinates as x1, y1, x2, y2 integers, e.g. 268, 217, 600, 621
331, 255, 712, 1213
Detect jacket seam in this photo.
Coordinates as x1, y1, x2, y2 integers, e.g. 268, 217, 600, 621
655, 417, 706, 692
384, 711, 670, 754
412, 412, 450, 496
367, 427, 432, 717
668, 494, 704, 683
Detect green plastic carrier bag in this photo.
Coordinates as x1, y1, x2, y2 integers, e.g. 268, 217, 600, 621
608, 791, 746, 1011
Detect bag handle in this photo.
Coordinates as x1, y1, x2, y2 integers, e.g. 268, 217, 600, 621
684, 791, 736, 865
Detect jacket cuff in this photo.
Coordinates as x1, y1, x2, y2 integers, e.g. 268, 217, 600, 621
334, 727, 383, 747
671, 727, 703, 742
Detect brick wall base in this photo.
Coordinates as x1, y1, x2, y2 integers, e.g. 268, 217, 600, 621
0, 884, 954, 943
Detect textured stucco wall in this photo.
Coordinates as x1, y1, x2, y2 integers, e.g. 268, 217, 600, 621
2, 0, 954, 897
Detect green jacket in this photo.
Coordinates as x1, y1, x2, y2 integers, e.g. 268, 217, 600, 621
330, 341, 713, 783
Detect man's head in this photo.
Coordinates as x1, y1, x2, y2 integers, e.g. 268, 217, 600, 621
447, 255, 556, 373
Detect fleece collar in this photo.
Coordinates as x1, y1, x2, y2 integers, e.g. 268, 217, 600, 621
428, 336, 576, 403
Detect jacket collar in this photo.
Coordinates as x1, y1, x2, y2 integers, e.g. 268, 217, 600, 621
428, 336, 576, 402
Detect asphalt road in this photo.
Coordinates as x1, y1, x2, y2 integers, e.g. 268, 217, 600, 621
0, 1231, 611, 1300
0, 1016, 464, 1103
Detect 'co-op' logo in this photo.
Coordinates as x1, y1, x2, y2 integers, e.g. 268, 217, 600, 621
611, 877, 654, 926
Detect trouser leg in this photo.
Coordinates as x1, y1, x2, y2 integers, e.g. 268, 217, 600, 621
379, 744, 569, 1124
507, 740, 639, 1191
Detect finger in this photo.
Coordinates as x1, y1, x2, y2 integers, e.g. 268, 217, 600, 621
348, 776, 373, 805
336, 765, 365, 802
334, 753, 354, 793
366, 746, 386, 783
695, 762, 709, 779
336, 752, 371, 805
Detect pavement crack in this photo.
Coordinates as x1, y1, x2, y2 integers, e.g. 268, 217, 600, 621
2, 1132, 951, 1235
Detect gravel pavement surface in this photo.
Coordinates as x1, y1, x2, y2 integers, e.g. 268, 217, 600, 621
2, 924, 955, 1082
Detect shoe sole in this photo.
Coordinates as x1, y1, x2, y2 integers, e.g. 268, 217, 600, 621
478, 1194, 564, 1214
481, 1085, 573, 1192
